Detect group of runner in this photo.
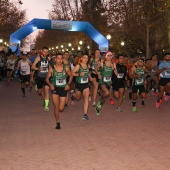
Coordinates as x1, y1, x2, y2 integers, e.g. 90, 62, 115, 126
5, 47, 170, 130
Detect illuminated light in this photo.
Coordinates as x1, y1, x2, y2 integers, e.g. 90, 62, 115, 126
61, 45, 64, 48
78, 47, 81, 50
106, 34, 111, 40
68, 43, 72, 47
87, 45, 90, 49
32, 26, 37, 31
120, 41, 125, 46
72, 48, 74, 51
79, 41, 83, 45
56, 46, 58, 49
62, 49, 64, 52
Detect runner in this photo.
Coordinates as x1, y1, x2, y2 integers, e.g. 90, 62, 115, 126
156, 52, 170, 108
71, 54, 92, 120
32, 47, 50, 111
111, 54, 127, 112
46, 53, 72, 130
146, 54, 159, 96
16, 51, 32, 97
95, 51, 117, 115
6, 53, 16, 85
129, 58, 147, 112
88, 49, 101, 106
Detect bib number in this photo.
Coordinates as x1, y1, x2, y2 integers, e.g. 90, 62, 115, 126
81, 77, 88, 83
103, 76, 111, 82
21, 70, 26, 75
136, 78, 143, 85
165, 71, 170, 76
56, 78, 66, 86
40, 67, 48, 73
117, 73, 124, 78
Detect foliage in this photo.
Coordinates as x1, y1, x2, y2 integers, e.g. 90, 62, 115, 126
34, 0, 170, 57
0, 0, 27, 45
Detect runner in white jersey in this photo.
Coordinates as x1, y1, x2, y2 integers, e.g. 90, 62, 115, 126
6, 53, 16, 85
16, 51, 32, 97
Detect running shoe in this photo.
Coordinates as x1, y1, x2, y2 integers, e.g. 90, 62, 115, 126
82, 114, 89, 120
95, 107, 101, 116
153, 92, 158, 97
156, 101, 160, 108
132, 107, 137, 112
163, 93, 169, 102
110, 99, 114, 105
44, 107, 49, 112
116, 107, 122, 112
55, 122, 61, 130
92, 101, 96, 106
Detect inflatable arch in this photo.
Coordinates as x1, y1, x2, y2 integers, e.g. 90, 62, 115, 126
10, 18, 109, 55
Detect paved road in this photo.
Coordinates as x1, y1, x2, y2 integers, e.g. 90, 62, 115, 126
0, 79, 170, 170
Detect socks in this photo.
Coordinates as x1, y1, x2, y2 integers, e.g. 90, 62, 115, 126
132, 101, 136, 107
45, 100, 49, 108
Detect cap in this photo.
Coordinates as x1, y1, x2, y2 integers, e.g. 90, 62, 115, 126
22, 51, 28, 55
51, 55, 56, 59
105, 51, 112, 58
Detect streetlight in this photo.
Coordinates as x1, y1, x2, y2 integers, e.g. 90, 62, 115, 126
0, 39, 3, 45
56, 46, 58, 49
72, 48, 74, 51
106, 34, 111, 40
78, 46, 81, 50
79, 40, 83, 45
87, 45, 90, 49
120, 41, 125, 46
68, 43, 72, 47
61, 45, 64, 48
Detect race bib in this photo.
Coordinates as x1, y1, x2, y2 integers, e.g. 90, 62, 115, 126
152, 68, 157, 72
56, 78, 66, 86
103, 76, 111, 82
165, 71, 170, 76
136, 78, 144, 85
40, 67, 48, 73
117, 73, 124, 78
21, 70, 26, 75
81, 77, 88, 83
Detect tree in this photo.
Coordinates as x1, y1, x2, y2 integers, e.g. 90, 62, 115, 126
0, 0, 27, 46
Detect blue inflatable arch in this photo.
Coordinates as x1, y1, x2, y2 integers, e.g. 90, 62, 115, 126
10, 18, 109, 55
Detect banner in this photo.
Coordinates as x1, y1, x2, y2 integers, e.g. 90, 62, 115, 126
51, 20, 72, 30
